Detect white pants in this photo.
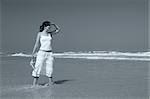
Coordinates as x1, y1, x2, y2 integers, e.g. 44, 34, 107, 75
32, 50, 54, 77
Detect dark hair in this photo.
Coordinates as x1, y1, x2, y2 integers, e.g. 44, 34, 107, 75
39, 21, 51, 32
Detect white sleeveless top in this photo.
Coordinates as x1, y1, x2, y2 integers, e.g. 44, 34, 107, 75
39, 34, 52, 51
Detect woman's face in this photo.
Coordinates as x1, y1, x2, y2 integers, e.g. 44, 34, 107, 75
44, 26, 50, 31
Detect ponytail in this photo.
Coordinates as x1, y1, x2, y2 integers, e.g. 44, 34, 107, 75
39, 25, 44, 32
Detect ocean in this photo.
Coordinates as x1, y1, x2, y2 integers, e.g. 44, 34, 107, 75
0, 51, 149, 99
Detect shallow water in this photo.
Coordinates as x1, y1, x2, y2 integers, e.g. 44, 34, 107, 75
0, 57, 149, 99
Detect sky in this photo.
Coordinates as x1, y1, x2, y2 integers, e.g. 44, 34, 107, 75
149, 0, 150, 51
0, 0, 2, 52
1, 0, 149, 53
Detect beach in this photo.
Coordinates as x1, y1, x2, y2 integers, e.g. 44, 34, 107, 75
0, 56, 149, 99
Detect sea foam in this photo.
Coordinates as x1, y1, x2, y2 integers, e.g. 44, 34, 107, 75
4, 51, 150, 61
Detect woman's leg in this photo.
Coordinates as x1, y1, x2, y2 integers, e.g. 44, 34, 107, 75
32, 51, 45, 85
48, 77, 54, 84
33, 77, 39, 86
46, 54, 54, 85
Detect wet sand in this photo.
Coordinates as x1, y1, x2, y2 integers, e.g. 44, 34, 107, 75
0, 57, 149, 99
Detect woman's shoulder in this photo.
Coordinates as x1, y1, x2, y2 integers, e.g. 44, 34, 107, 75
36, 32, 42, 38
37, 32, 42, 36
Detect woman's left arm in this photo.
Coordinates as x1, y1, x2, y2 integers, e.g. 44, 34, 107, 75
49, 23, 60, 35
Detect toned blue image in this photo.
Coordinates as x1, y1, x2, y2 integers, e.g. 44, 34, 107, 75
0, 0, 149, 99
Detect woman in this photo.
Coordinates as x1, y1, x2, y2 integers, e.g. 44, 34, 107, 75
30, 21, 60, 86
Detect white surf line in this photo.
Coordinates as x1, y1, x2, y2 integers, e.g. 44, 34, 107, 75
53, 53, 150, 57
8, 51, 150, 57
54, 56, 150, 61
7, 53, 150, 61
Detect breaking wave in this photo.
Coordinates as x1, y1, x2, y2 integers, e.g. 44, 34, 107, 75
1, 51, 150, 61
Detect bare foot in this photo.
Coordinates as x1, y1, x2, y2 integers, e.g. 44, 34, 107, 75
44, 82, 54, 86
32, 84, 40, 88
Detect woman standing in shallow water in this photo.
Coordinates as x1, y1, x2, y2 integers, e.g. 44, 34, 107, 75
30, 21, 60, 86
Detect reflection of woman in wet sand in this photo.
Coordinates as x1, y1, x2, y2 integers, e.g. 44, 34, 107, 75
30, 21, 60, 86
